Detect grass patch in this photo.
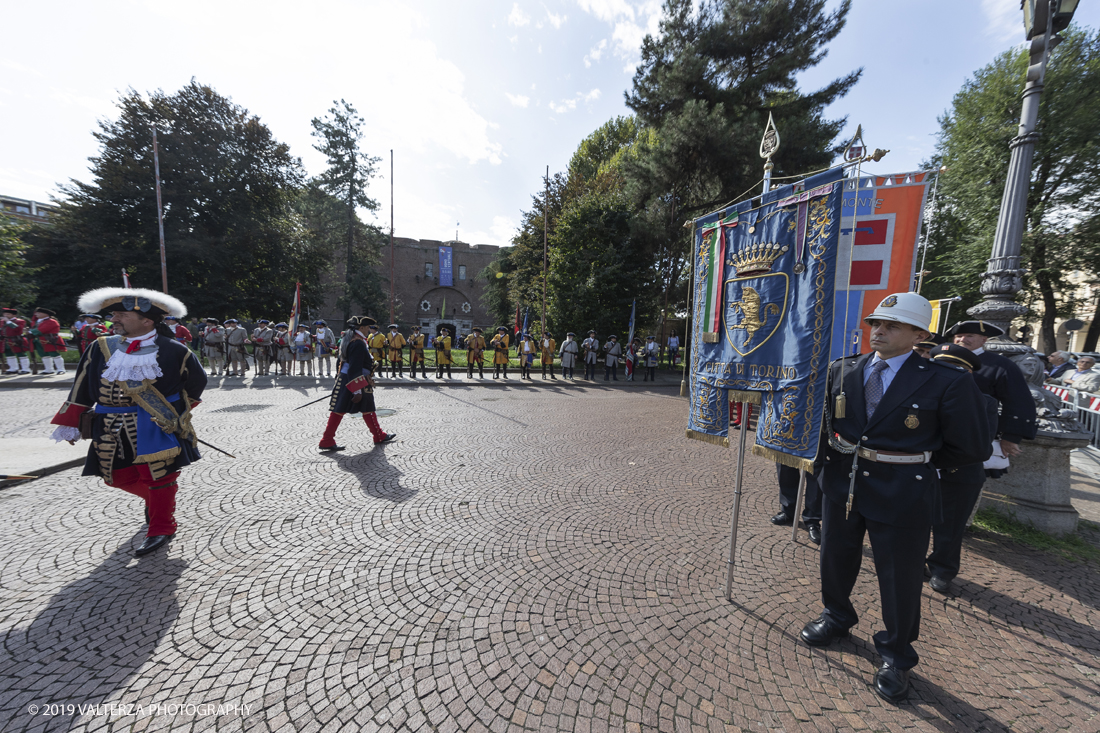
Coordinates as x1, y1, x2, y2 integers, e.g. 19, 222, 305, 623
972, 508, 1100, 564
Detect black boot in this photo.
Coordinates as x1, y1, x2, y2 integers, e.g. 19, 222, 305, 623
494, 365, 499, 379
478, 364, 484, 379
446, 364, 452, 379
604, 367, 610, 381
541, 365, 547, 380
421, 364, 427, 379
468, 365, 474, 379
550, 365, 556, 380
503, 366, 508, 379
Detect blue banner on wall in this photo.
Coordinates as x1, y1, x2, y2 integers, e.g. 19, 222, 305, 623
439, 246, 453, 287
686, 166, 844, 471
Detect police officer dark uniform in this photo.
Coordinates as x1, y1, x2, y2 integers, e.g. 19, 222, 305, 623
770, 465, 822, 544
925, 343, 1001, 593
927, 320, 1038, 593
801, 293, 991, 704
318, 316, 396, 451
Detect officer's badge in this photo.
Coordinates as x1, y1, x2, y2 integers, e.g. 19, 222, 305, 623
905, 414, 919, 429
881, 295, 899, 308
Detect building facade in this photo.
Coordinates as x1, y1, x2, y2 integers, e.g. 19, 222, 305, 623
315, 237, 502, 336
1, 195, 54, 225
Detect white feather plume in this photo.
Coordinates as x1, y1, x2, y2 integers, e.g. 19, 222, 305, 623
77, 287, 187, 318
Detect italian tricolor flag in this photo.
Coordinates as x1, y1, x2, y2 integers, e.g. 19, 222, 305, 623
700, 213, 737, 334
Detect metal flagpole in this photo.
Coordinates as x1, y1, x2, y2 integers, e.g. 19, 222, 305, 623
543, 165, 548, 334
390, 149, 395, 324
915, 168, 943, 295
152, 125, 168, 293
724, 113, 780, 600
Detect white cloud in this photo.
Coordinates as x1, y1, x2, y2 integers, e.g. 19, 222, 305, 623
505, 93, 530, 108
548, 89, 601, 114
575, 0, 635, 23
549, 99, 578, 114
576, 0, 663, 73
508, 3, 530, 27
490, 215, 517, 243
584, 38, 608, 68
546, 9, 567, 29
980, 0, 1024, 42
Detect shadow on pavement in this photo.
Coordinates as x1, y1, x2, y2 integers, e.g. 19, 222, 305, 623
327, 442, 416, 503
0, 538, 185, 731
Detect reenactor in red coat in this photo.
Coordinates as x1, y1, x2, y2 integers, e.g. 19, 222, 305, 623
2, 307, 32, 374
29, 306, 69, 374
78, 314, 109, 354
164, 315, 192, 346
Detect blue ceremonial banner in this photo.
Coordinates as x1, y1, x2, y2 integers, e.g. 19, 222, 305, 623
439, 246, 454, 287
686, 166, 844, 470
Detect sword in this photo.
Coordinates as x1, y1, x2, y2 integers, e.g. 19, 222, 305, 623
196, 437, 236, 458
1, 474, 39, 480
292, 394, 332, 411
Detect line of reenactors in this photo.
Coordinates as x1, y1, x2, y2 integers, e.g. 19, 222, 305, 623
188, 318, 339, 378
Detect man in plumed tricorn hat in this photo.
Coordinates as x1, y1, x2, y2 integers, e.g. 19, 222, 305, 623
49, 287, 208, 557
317, 315, 396, 452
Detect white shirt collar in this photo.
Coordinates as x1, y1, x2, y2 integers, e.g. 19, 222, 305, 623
123, 330, 158, 347
869, 351, 912, 372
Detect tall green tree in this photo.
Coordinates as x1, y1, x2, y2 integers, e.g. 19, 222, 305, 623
478, 247, 515, 328
924, 27, 1100, 353
310, 100, 381, 321
0, 219, 38, 308
24, 80, 307, 320
621, 0, 860, 340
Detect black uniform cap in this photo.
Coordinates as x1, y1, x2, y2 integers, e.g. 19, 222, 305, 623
932, 343, 982, 371
916, 333, 947, 350
945, 320, 1005, 338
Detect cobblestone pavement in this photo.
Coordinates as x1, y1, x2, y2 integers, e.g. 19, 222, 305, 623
1, 383, 1098, 733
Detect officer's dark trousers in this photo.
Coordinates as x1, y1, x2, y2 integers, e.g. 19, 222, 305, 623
820, 496, 926, 670
604, 364, 617, 381
927, 473, 985, 581
777, 464, 822, 524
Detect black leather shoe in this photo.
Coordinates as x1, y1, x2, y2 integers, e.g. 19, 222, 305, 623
770, 511, 794, 526
929, 575, 951, 594
319, 445, 345, 452
374, 433, 397, 445
134, 534, 174, 557
807, 523, 821, 545
800, 615, 850, 647
873, 663, 910, 703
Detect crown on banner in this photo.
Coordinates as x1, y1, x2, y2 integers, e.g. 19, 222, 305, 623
727, 242, 787, 276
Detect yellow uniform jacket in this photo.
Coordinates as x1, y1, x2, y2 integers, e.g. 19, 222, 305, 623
465, 334, 486, 363
490, 334, 510, 365
368, 332, 387, 361
435, 335, 453, 365
539, 338, 557, 364
386, 332, 406, 361
408, 333, 426, 362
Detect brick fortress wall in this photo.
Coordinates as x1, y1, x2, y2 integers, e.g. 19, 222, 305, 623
316, 238, 501, 335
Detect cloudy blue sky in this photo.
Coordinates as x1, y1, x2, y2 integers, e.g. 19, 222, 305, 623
3, 0, 1098, 247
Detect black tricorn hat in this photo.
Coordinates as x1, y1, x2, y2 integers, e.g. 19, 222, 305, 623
472, 327, 483, 332
2, 307, 19, 315
932, 343, 982, 372
388, 323, 400, 330
33, 306, 56, 316
497, 326, 508, 332
945, 320, 1005, 338
77, 287, 186, 318
347, 315, 376, 329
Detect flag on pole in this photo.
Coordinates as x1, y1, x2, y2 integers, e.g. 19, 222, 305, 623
513, 306, 521, 336
288, 282, 302, 334
441, 296, 447, 321
122, 269, 131, 288
699, 212, 737, 342
521, 306, 530, 336
627, 299, 636, 346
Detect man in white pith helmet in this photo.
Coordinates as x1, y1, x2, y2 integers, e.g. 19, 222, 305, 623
799, 292, 991, 705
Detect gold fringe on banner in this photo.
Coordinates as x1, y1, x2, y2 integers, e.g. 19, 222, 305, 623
702, 332, 719, 343
752, 444, 815, 473
728, 390, 762, 405
686, 429, 730, 448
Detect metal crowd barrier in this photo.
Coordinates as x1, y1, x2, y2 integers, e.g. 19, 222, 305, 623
1044, 384, 1100, 448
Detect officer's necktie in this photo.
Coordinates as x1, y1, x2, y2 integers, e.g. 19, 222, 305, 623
865, 360, 890, 420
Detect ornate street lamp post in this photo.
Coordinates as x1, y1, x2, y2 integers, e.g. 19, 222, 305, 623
967, 0, 1079, 347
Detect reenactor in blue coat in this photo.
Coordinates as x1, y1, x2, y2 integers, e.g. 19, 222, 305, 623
800, 293, 991, 704
317, 316, 396, 452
